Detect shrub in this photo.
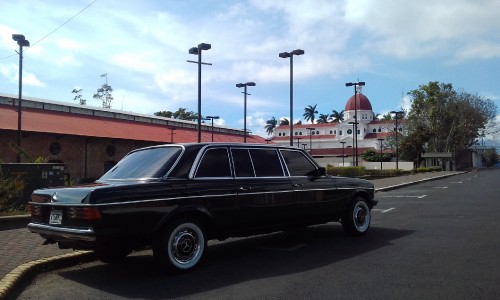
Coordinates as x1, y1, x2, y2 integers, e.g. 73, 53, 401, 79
327, 165, 366, 177
415, 167, 442, 173
0, 165, 25, 213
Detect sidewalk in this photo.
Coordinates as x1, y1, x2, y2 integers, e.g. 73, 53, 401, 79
0, 171, 465, 299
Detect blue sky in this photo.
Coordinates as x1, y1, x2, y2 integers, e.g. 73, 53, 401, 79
1, 0, 499, 146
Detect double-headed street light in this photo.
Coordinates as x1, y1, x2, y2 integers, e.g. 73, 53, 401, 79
236, 82, 256, 143
187, 43, 212, 143
279, 49, 305, 146
345, 81, 365, 166
390, 110, 404, 169
378, 138, 384, 170
306, 127, 315, 154
12, 34, 30, 163
205, 116, 219, 142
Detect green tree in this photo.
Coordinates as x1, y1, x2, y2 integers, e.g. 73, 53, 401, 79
406, 81, 497, 153
155, 108, 199, 120
360, 149, 392, 162
71, 88, 86, 105
483, 149, 499, 167
279, 118, 289, 126
93, 74, 113, 108
264, 117, 277, 135
317, 113, 330, 124
331, 110, 344, 123
382, 113, 392, 120
303, 104, 318, 124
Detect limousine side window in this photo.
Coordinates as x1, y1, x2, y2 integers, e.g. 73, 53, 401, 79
195, 148, 231, 177
231, 149, 255, 177
248, 149, 284, 177
280, 150, 317, 176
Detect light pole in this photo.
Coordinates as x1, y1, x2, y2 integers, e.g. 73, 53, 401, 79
306, 127, 315, 154
205, 116, 219, 142
340, 141, 346, 166
236, 82, 256, 143
170, 128, 176, 143
348, 121, 358, 165
12, 34, 30, 163
187, 43, 212, 143
279, 49, 305, 146
345, 81, 365, 166
378, 138, 384, 170
296, 137, 302, 147
390, 110, 404, 169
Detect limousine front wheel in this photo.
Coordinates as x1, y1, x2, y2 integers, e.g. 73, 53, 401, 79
154, 219, 206, 272
342, 197, 371, 235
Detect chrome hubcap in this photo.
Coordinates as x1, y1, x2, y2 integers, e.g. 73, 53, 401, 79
171, 228, 200, 264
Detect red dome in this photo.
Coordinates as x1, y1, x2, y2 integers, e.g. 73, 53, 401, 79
345, 94, 372, 111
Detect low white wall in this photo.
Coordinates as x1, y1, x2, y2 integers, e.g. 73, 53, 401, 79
313, 157, 414, 171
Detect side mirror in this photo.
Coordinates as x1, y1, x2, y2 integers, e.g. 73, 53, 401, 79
317, 167, 326, 176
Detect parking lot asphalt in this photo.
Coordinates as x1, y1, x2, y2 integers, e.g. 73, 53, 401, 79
0, 171, 466, 299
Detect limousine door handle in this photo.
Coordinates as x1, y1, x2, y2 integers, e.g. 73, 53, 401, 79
239, 186, 254, 191
292, 183, 303, 188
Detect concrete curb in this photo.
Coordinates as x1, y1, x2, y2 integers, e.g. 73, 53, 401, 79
0, 251, 95, 300
375, 171, 468, 192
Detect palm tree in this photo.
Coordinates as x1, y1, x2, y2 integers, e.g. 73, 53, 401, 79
374, 113, 381, 120
303, 104, 318, 124
317, 113, 330, 124
382, 113, 392, 120
331, 110, 344, 123
264, 117, 277, 135
279, 118, 290, 126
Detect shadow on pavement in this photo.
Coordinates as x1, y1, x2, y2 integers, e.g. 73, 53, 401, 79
45, 225, 414, 299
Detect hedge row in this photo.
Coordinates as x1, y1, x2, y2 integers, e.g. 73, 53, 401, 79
326, 165, 442, 177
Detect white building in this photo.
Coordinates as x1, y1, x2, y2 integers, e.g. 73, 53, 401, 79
270, 91, 406, 167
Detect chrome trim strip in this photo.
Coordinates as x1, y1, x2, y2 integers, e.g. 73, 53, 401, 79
28, 223, 96, 242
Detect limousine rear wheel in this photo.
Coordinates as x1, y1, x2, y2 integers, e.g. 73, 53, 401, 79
154, 219, 206, 272
342, 197, 371, 235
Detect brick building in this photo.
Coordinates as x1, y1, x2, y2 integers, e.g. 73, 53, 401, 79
0, 93, 267, 182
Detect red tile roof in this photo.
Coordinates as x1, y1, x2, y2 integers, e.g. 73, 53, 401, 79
0, 105, 267, 144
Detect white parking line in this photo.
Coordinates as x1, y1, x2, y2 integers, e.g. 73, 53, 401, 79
450, 181, 463, 184
378, 195, 427, 198
433, 186, 448, 189
382, 208, 395, 213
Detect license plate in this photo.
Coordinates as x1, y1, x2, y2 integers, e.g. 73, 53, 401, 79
49, 209, 63, 225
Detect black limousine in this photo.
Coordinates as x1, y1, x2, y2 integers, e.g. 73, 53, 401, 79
28, 143, 377, 272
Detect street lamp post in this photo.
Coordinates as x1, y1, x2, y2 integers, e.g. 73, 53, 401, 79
306, 127, 315, 154
170, 128, 176, 143
348, 121, 358, 165
279, 49, 305, 146
12, 34, 30, 163
205, 116, 219, 142
187, 43, 212, 143
236, 82, 256, 143
345, 81, 365, 166
378, 138, 384, 170
390, 111, 404, 169
296, 137, 302, 148
340, 141, 346, 166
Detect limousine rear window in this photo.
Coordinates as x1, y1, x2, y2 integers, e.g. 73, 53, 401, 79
231, 149, 255, 177
195, 148, 232, 178
280, 149, 317, 176
99, 146, 182, 180
249, 149, 284, 177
